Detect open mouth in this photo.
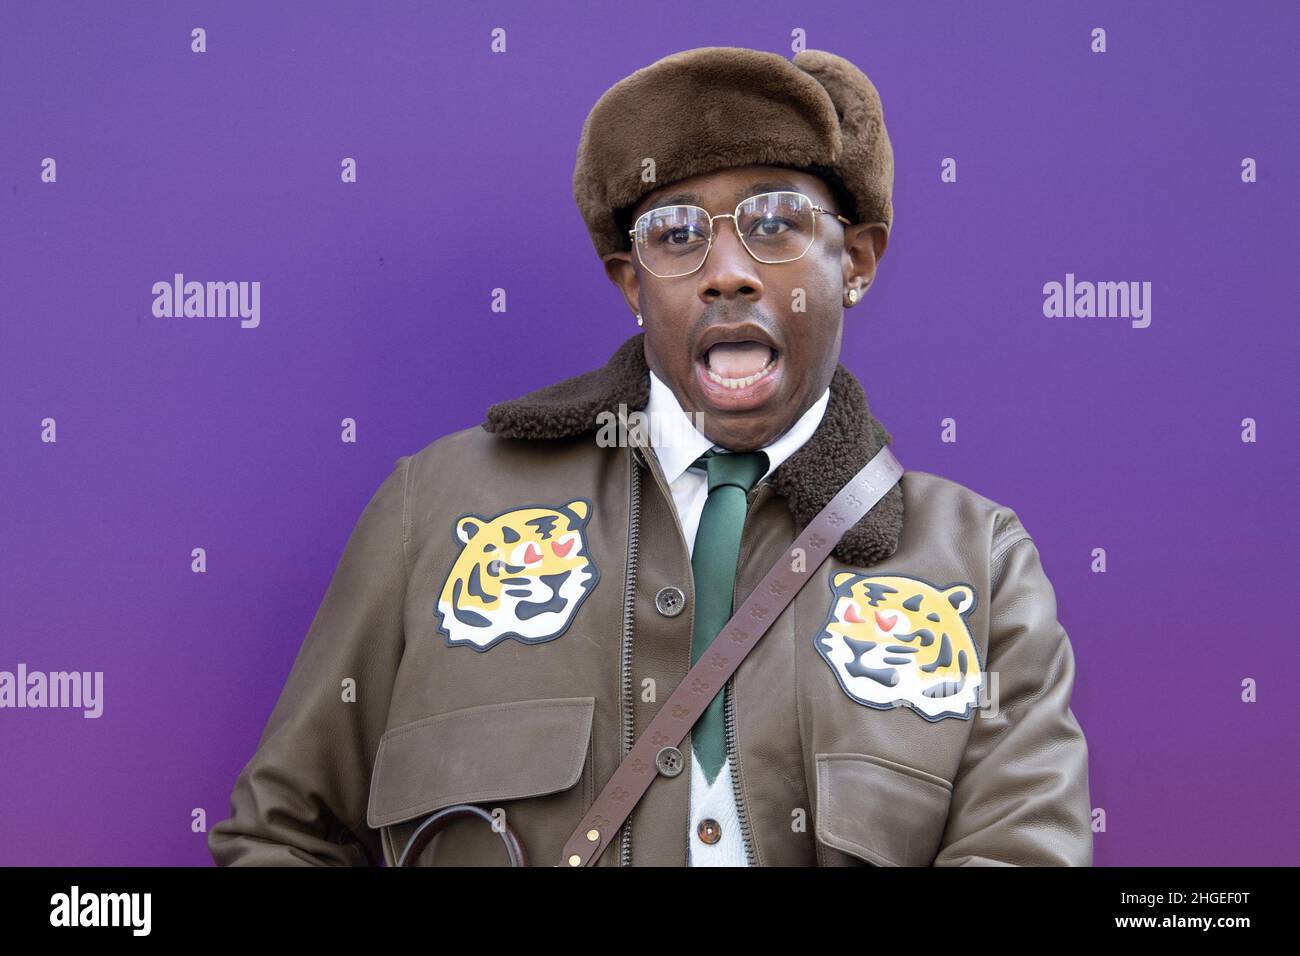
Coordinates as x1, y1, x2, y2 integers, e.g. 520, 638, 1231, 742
699, 341, 780, 390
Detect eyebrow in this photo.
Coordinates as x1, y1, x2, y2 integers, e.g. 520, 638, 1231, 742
644, 179, 804, 212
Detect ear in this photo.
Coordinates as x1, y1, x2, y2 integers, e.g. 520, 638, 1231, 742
565, 499, 591, 523
831, 570, 859, 592
944, 584, 975, 616
601, 251, 641, 318
843, 221, 888, 295
456, 516, 484, 544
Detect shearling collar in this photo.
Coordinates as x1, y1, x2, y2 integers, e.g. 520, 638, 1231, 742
481, 332, 903, 567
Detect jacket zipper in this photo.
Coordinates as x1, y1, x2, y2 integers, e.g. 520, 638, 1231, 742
616, 450, 642, 866
723, 672, 757, 865
722, 483, 768, 867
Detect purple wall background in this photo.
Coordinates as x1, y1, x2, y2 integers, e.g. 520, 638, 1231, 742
2, 1, 1296, 866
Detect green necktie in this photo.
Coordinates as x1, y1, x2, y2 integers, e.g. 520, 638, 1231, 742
688, 448, 769, 785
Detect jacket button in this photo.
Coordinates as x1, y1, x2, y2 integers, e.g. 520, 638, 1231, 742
655, 586, 686, 617
655, 746, 684, 777
697, 818, 721, 845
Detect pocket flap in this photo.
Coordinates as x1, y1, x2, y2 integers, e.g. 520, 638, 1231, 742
814, 753, 953, 866
367, 696, 595, 829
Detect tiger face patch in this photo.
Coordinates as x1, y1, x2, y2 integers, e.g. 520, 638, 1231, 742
435, 499, 599, 652
813, 571, 983, 721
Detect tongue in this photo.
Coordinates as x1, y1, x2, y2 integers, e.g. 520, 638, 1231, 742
706, 341, 771, 378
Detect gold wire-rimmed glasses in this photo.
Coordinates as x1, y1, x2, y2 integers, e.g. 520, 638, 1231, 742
628, 190, 852, 278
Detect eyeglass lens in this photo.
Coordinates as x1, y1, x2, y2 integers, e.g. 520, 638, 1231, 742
634, 192, 817, 276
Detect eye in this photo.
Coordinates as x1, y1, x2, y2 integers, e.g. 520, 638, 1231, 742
747, 216, 794, 238
551, 533, 578, 558
658, 225, 707, 247
510, 541, 544, 566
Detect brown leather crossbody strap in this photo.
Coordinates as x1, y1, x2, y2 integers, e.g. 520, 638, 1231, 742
558, 443, 904, 866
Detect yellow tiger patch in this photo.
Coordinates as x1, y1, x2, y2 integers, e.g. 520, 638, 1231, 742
435, 499, 599, 651
814, 571, 983, 720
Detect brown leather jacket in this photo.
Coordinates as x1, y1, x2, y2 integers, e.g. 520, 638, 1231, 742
209, 332, 1093, 867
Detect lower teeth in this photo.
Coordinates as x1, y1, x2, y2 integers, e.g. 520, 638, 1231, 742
705, 355, 776, 389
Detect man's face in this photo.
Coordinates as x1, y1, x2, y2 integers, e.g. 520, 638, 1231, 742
603, 164, 888, 452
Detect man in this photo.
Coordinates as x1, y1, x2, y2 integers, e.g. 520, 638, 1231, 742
210, 46, 1092, 867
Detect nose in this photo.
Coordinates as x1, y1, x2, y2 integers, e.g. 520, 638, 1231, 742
697, 216, 763, 303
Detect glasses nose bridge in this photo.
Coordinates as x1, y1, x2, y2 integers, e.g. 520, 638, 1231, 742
702, 209, 748, 260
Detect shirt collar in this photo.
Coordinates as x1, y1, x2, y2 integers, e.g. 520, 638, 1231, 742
646, 369, 831, 485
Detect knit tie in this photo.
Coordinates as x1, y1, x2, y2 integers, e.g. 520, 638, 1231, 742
688, 448, 769, 785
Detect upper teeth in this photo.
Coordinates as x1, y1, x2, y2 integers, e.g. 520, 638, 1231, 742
705, 351, 777, 389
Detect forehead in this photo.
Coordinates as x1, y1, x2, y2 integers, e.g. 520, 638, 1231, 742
632, 164, 833, 219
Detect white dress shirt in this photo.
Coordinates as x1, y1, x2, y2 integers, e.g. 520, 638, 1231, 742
644, 368, 830, 866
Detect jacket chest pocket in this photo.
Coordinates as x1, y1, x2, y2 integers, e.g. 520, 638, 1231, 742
367, 696, 595, 866
814, 753, 954, 867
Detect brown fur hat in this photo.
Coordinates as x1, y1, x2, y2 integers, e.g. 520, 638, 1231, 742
572, 46, 894, 259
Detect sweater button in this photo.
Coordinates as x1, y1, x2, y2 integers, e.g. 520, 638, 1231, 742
655, 586, 686, 617
697, 818, 722, 845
